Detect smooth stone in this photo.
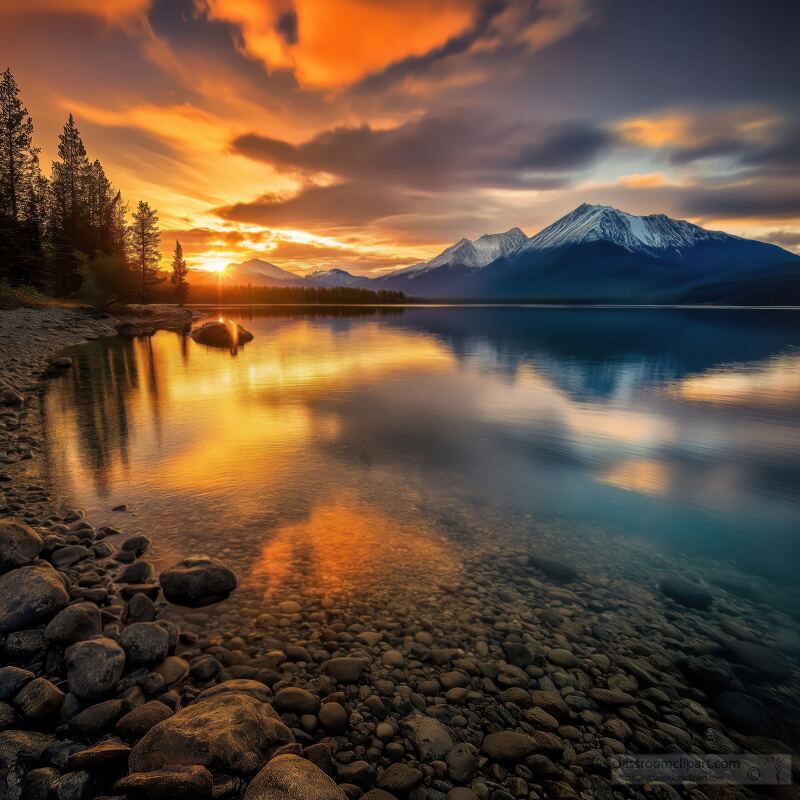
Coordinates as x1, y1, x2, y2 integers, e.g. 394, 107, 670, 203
446, 743, 479, 783
115, 765, 213, 800
129, 691, 294, 774
50, 545, 90, 568
0, 563, 70, 634
590, 688, 636, 705
69, 699, 124, 737
116, 700, 174, 739
0, 520, 42, 571
159, 555, 237, 607
0, 667, 35, 700
67, 739, 130, 770
154, 656, 189, 687
64, 638, 126, 701
118, 560, 154, 584
244, 754, 346, 800
547, 649, 579, 669
377, 763, 423, 792
324, 657, 366, 683
45, 602, 102, 645
275, 687, 321, 715
401, 713, 453, 761
12, 677, 64, 722
196, 679, 271, 702
121, 535, 151, 556
318, 702, 348, 734
120, 622, 170, 665
191, 321, 254, 348
481, 731, 538, 761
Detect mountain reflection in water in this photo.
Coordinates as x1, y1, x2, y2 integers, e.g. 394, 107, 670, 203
39, 307, 800, 601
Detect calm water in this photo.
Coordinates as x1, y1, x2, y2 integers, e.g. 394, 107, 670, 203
39, 307, 800, 608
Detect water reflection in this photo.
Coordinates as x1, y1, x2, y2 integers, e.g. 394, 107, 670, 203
39, 307, 800, 595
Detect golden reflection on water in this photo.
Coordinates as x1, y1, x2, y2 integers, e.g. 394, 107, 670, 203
599, 458, 671, 496
671, 354, 800, 407
249, 496, 460, 596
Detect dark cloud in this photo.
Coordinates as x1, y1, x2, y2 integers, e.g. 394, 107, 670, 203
762, 231, 800, 251
275, 9, 298, 46
231, 112, 616, 191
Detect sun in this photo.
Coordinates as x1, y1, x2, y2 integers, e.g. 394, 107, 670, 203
198, 257, 228, 273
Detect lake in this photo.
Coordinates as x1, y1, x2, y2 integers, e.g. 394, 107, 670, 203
40, 306, 800, 619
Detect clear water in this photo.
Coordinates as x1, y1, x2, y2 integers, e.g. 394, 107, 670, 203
39, 307, 800, 610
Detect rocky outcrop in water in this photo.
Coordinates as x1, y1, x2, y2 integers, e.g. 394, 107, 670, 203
190, 320, 254, 348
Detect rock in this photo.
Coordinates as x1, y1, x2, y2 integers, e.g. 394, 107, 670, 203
0, 520, 42, 571
119, 560, 154, 584
12, 677, 64, 722
244, 753, 346, 800
401, 714, 453, 761
318, 701, 348, 733
67, 738, 130, 770
590, 688, 635, 705
275, 687, 321, 715
50, 545, 90, 568
446, 742, 479, 783
528, 554, 580, 583
725, 640, 794, 681
53, 770, 90, 800
659, 577, 712, 609
159, 554, 237, 607
123, 593, 157, 623
53, 357, 73, 368
714, 692, 771, 734
377, 763, 423, 792
447, 790, 479, 800
191, 320, 254, 348
120, 622, 170, 665
129, 691, 294, 774
64, 638, 126, 700
547, 648, 579, 669
196, 678, 271, 702
324, 657, 366, 683
0, 730, 54, 800
5, 629, 46, 661
481, 731, 538, 762
154, 655, 189, 687
69, 699, 124, 738
0, 667, 35, 700
116, 700, 174, 739
45, 602, 102, 645
0, 562, 70, 634
115, 765, 213, 800
121, 535, 151, 557
1, 389, 23, 406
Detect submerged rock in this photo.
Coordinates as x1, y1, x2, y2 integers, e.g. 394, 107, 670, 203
191, 320, 253, 348
129, 691, 293, 774
159, 554, 237, 607
659, 576, 712, 609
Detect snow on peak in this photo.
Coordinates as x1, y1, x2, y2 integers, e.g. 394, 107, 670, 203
522, 204, 734, 254
308, 268, 364, 287
399, 227, 529, 278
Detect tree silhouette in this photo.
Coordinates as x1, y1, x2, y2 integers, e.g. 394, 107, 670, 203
128, 200, 163, 302
170, 240, 189, 305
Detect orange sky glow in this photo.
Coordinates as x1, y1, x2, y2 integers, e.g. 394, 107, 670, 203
1, 0, 797, 275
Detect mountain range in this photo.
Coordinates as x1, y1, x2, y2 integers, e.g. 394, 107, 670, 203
208, 204, 800, 304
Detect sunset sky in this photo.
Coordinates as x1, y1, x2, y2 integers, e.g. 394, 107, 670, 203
1, 0, 798, 275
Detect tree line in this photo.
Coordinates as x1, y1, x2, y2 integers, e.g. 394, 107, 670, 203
0, 67, 188, 307
160, 283, 407, 305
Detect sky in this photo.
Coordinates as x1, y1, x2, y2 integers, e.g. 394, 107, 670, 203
1, 0, 798, 275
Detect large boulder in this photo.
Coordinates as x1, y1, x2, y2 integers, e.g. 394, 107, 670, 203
64, 638, 126, 700
129, 691, 293, 774
244, 754, 347, 800
0, 521, 42, 572
0, 563, 69, 634
191, 321, 253, 348
159, 555, 237, 607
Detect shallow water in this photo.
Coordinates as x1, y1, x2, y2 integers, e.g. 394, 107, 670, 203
39, 306, 800, 612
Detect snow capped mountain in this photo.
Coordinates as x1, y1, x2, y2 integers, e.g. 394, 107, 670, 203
372, 228, 528, 293
307, 268, 365, 288
399, 227, 528, 279
521, 203, 733, 255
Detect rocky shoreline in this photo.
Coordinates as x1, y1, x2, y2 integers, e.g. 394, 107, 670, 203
1, 306, 799, 800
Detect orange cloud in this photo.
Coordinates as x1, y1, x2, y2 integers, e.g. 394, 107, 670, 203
0, 0, 150, 22
200, 0, 477, 87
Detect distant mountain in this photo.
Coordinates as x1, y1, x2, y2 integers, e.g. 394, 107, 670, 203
372, 228, 528, 295
229, 258, 311, 287
307, 268, 364, 288
471, 204, 800, 303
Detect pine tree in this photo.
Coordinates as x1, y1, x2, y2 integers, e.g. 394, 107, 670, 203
0, 67, 40, 284
170, 239, 189, 305
47, 114, 91, 293
128, 200, 163, 302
